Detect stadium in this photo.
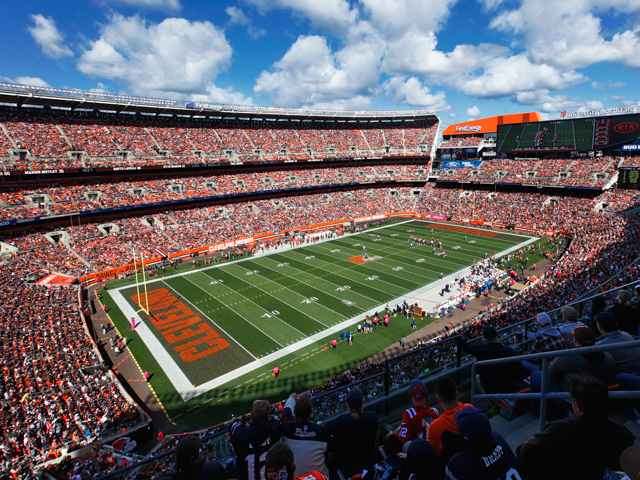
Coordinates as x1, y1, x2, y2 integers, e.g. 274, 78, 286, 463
1, 73, 640, 480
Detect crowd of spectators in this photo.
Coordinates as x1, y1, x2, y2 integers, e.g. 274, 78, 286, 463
439, 136, 482, 147
0, 109, 438, 169
0, 262, 142, 474
437, 158, 619, 187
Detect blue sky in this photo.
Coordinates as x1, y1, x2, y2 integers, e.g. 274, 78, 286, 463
1, 0, 639, 132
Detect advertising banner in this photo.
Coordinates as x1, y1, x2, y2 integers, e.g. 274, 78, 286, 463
443, 160, 482, 169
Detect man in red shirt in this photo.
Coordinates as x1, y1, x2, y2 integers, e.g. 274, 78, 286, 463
396, 380, 439, 451
427, 377, 473, 462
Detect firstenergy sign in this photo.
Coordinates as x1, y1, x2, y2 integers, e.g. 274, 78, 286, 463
455, 125, 482, 132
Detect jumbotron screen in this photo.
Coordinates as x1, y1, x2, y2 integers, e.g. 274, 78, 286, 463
497, 114, 640, 153
618, 167, 640, 189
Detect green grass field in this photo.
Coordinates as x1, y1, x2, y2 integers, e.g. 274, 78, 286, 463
103, 219, 537, 428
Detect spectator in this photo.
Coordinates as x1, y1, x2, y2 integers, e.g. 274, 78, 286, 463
579, 295, 607, 331
404, 439, 445, 480
427, 377, 473, 462
522, 312, 567, 372
619, 445, 640, 480
328, 387, 378, 479
517, 373, 635, 480
231, 400, 282, 480
445, 406, 521, 480
396, 380, 440, 451
529, 326, 617, 416
610, 290, 640, 337
596, 312, 640, 373
458, 325, 525, 394
557, 306, 584, 348
172, 434, 222, 480
265, 441, 328, 480
282, 393, 329, 478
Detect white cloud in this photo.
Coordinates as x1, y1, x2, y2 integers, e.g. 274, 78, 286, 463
448, 112, 457, 118
513, 89, 604, 114
78, 14, 250, 104
246, 0, 358, 36
609, 81, 626, 89
226, 6, 266, 39
489, 0, 640, 70
360, 0, 457, 36
592, 81, 607, 91
28, 14, 73, 59
14, 76, 51, 87
610, 95, 637, 107
1, 75, 51, 87
98, 0, 181, 12
254, 33, 384, 109
383, 76, 449, 110
466, 105, 480, 117
451, 54, 585, 98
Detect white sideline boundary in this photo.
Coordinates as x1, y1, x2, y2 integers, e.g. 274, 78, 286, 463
109, 220, 539, 401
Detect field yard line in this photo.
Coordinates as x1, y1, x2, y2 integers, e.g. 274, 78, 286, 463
190, 270, 311, 340
182, 274, 287, 348
353, 231, 517, 268
110, 290, 194, 395
224, 264, 343, 323
287, 248, 424, 288
312, 242, 440, 281
256, 255, 383, 303
111, 220, 416, 294
338, 232, 487, 266
116, 233, 539, 402
379, 224, 517, 249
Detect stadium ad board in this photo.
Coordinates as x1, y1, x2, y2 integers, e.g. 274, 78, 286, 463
497, 113, 640, 153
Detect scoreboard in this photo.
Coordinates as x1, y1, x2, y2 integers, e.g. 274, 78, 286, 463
497, 113, 640, 153
618, 167, 640, 189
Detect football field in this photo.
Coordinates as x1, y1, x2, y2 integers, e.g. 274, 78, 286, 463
105, 219, 538, 427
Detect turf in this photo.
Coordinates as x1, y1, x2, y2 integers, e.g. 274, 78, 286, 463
102, 219, 536, 428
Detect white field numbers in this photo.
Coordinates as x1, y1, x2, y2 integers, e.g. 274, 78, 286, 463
301, 297, 318, 304
261, 310, 280, 317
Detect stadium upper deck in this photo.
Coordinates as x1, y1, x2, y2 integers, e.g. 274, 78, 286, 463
0, 82, 439, 175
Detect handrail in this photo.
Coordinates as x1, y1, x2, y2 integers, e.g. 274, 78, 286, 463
471, 340, 640, 431
92, 429, 229, 480
0, 82, 437, 118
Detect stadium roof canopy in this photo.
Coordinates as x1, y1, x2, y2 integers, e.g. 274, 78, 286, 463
442, 112, 542, 136
0, 82, 439, 123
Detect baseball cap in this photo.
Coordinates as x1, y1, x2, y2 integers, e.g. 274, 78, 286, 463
536, 312, 552, 326
454, 406, 492, 440
265, 441, 294, 480
482, 325, 498, 339
347, 387, 364, 408
406, 439, 444, 480
595, 311, 617, 330
410, 380, 427, 400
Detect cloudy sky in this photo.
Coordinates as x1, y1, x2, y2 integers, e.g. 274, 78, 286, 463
2, 0, 639, 128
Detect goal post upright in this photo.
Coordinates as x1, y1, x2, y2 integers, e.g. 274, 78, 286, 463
133, 247, 150, 315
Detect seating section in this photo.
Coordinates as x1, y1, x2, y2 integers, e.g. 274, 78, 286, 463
440, 135, 482, 147
0, 165, 432, 222
0, 264, 140, 467
437, 157, 619, 187
0, 108, 438, 171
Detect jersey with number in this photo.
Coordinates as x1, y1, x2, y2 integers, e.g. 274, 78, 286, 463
295, 471, 328, 480
445, 432, 522, 480
397, 406, 439, 444
230, 416, 282, 480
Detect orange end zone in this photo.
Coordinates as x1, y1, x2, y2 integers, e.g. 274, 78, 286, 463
349, 255, 372, 264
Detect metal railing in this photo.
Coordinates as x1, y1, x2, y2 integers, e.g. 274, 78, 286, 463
0, 82, 437, 118
471, 340, 640, 431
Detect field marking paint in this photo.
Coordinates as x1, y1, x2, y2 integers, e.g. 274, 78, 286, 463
110, 221, 538, 401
